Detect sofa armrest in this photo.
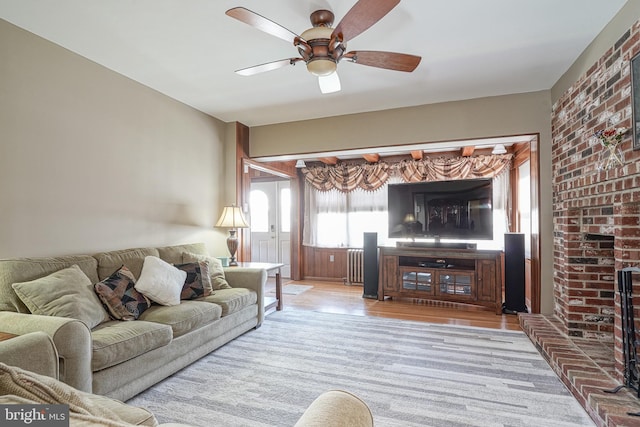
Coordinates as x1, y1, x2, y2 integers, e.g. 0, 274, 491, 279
0, 364, 161, 426
0, 312, 93, 393
294, 390, 374, 427
224, 267, 267, 326
0, 331, 58, 379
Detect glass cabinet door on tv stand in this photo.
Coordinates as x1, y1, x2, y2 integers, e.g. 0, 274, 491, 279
400, 268, 435, 294
436, 271, 475, 299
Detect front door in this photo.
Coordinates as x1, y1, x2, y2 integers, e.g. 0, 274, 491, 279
250, 180, 291, 278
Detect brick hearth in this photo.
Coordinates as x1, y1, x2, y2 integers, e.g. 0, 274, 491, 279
520, 313, 640, 427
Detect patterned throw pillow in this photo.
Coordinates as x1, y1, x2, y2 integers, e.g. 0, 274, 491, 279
175, 261, 212, 300
182, 252, 232, 290
94, 265, 151, 320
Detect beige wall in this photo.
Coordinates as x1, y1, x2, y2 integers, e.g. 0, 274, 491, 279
250, 91, 550, 156
0, 19, 229, 258
249, 91, 555, 313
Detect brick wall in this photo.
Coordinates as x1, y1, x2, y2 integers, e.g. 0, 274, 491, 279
552, 21, 640, 380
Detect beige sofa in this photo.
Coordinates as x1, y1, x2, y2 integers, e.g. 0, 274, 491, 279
0, 334, 374, 427
0, 242, 267, 401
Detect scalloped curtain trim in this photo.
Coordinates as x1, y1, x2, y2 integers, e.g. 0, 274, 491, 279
301, 154, 513, 192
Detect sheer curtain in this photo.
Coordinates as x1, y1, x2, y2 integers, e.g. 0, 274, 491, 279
303, 184, 391, 248
481, 170, 510, 249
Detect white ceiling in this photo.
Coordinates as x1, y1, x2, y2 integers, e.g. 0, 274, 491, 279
0, 0, 628, 128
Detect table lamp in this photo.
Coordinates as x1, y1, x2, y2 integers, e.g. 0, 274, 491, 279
215, 205, 249, 266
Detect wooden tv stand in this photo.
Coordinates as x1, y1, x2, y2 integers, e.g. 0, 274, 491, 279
378, 246, 503, 314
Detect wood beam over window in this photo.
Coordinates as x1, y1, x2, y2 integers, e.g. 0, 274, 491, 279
461, 146, 475, 157
319, 156, 338, 165
410, 150, 423, 160
362, 153, 380, 163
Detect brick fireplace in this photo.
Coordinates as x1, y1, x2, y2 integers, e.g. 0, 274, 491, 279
519, 18, 640, 427
551, 19, 640, 384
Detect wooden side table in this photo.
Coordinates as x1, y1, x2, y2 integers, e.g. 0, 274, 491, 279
0, 332, 17, 342
233, 262, 285, 311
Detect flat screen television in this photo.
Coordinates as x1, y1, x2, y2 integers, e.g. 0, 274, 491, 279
388, 178, 493, 240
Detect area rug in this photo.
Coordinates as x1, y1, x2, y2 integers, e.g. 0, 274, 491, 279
127, 310, 595, 427
269, 284, 313, 295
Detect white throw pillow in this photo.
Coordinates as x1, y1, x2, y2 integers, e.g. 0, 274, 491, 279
134, 256, 186, 306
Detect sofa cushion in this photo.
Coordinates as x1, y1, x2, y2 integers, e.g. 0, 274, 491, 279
135, 256, 186, 306
94, 247, 160, 281
91, 320, 173, 371
175, 262, 212, 300
182, 252, 231, 290
200, 288, 257, 316
138, 300, 222, 338
11, 265, 109, 329
94, 265, 151, 321
157, 242, 208, 265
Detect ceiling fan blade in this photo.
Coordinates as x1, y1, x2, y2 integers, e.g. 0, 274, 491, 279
226, 7, 299, 44
318, 72, 341, 94
235, 58, 301, 76
332, 0, 400, 43
344, 51, 421, 72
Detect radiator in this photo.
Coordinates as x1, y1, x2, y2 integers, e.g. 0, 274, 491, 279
347, 249, 364, 285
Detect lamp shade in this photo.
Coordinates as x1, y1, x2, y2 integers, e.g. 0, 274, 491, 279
215, 205, 249, 229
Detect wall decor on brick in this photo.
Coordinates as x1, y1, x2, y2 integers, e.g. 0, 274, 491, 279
552, 19, 640, 382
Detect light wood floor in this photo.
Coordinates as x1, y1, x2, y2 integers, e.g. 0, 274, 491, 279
265, 279, 522, 331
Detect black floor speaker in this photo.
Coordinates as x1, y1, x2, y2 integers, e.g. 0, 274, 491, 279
503, 233, 527, 314
362, 232, 379, 299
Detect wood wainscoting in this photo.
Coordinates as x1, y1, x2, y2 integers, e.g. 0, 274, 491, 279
302, 246, 349, 281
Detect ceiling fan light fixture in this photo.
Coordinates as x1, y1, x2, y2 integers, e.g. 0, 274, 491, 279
306, 58, 337, 76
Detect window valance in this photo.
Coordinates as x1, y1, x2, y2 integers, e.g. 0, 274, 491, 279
302, 162, 390, 192
301, 154, 513, 192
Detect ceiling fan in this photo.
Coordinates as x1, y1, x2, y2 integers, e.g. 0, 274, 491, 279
225, 0, 421, 94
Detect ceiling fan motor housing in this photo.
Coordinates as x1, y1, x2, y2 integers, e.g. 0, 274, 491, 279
299, 27, 338, 76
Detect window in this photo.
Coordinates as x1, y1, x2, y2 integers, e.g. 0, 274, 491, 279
303, 183, 390, 248
280, 187, 291, 233
518, 161, 531, 257
249, 190, 268, 232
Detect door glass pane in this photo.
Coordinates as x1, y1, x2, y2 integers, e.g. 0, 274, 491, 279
280, 187, 291, 233
403, 281, 416, 290
417, 272, 432, 283
402, 272, 417, 281
249, 190, 269, 232
440, 274, 454, 284
457, 275, 471, 285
